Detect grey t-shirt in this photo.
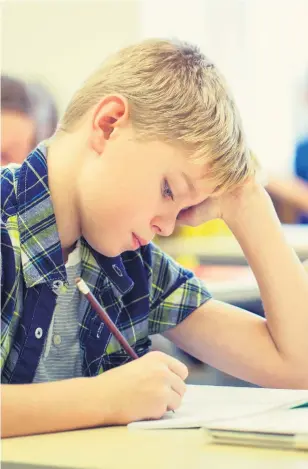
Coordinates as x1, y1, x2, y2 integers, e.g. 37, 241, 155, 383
33, 244, 83, 382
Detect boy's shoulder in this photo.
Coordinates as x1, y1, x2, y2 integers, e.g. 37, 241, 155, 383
1, 145, 49, 223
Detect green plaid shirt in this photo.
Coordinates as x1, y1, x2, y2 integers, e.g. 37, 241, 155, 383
1, 143, 211, 384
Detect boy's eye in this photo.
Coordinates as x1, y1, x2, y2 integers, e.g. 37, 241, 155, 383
162, 178, 174, 201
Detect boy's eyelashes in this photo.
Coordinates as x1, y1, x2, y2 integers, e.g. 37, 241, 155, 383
161, 178, 174, 201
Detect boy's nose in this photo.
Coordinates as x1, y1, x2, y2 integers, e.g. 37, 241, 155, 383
155, 218, 176, 237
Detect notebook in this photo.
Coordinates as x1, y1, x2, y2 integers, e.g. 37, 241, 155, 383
203, 407, 308, 450
128, 385, 308, 431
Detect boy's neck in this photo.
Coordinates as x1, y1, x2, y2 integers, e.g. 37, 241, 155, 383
46, 133, 83, 257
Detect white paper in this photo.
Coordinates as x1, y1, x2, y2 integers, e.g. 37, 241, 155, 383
128, 385, 308, 430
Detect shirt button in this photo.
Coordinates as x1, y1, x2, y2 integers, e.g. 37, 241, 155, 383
112, 264, 123, 277
35, 327, 43, 339
53, 334, 62, 346
52, 280, 63, 294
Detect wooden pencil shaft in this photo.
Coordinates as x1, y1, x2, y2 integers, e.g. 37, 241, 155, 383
86, 291, 139, 360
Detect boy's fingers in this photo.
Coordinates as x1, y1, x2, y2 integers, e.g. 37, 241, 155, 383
145, 351, 188, 380
164, 355, 189, 381
169, 372, 187, 398
167, 388, 183, 412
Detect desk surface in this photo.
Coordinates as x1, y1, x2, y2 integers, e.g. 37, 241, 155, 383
197, 265, 259, 302
158, 224, 308, 264
2, 426, 308, 469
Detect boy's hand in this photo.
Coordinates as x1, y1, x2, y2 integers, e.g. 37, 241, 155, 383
1, 352, 187, 437
176, 179, 262, 227
94, 351, 188, 424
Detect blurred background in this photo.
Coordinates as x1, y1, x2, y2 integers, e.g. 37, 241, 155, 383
3, 0, 308, 174
2, 0, 308, 386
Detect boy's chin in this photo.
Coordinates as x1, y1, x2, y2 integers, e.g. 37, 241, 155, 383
83, 235, 124, 258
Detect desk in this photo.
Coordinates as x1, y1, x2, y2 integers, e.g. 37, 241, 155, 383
197, 265, 259, 303
2, 425, 308, 469
158, 224, 308, 265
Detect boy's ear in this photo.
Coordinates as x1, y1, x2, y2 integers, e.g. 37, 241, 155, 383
90, 95, 129, 154
97, 115, 117, 140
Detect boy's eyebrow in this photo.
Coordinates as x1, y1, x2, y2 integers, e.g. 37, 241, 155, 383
181, 171, 196, 194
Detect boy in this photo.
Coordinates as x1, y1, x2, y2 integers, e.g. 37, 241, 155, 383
1, 39, 308, 438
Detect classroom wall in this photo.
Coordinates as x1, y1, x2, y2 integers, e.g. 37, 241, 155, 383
2, 0, 141, 114
3, 0, 307, 176
141, 0, 308, 177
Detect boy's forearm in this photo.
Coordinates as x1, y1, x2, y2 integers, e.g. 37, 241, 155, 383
1, 377, 104, 438
224, 186, 308, 367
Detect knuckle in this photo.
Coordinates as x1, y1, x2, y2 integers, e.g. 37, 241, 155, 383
152, 363, 169, 382
181, 364, 189, 380
173, 396, 182, 411
152, 403, 167, 420
178, 381, 187, 397
154, 387, 169, 411
169, 394, 182, 412
176, 361, 188, 380
149, 350, 166, 361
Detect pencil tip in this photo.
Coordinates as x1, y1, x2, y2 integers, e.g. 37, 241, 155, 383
75, 277, 81, 284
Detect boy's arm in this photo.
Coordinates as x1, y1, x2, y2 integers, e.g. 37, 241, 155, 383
165, 184, 308, 388
1, 378, 103, 438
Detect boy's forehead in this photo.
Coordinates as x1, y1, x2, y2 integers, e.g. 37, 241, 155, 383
183, 160, 218, 196
148, 140, 218, 195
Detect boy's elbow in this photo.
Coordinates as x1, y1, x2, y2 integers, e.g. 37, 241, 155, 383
280, 361, 308, 390
261, 356, 308, 389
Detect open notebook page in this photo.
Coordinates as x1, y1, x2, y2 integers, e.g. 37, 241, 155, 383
128, 385, 308, 430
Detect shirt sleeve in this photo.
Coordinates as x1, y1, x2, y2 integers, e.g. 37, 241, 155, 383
145, 242, 212, 334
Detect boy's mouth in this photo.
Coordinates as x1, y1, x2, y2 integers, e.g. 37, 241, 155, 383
132, 233, 148, 250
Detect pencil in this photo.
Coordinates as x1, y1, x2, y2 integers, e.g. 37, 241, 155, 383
76, 277, 175, 414
76, 277, 139, 360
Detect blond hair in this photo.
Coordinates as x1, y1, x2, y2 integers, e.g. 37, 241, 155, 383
60, 38, 256, 192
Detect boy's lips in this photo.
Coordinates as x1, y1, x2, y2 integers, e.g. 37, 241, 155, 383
132, 233, 148, 249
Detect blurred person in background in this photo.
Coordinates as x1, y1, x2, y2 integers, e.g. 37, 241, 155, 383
265, 174, 308, 219
266, 73, 308, 222
1, 75, 58, 166
27, 81, 58, 144
294, 132, 308, 223
1, 75, 35, 166
294, 69, 308, 223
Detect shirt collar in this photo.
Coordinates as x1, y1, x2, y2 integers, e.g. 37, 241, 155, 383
82, 238, 134, 295
17, 142, 134, 295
